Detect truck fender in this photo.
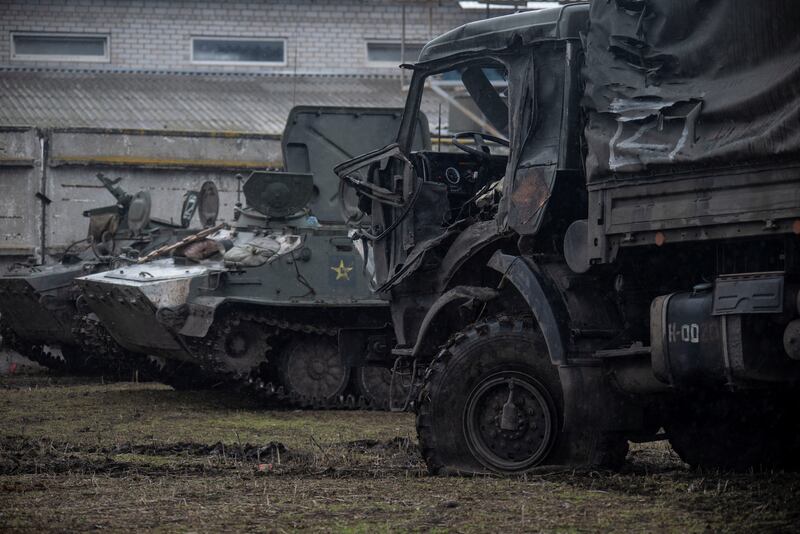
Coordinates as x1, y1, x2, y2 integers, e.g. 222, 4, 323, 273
434, 219, 509, 291
411, 286, 499, 359
487, 250, 568, 365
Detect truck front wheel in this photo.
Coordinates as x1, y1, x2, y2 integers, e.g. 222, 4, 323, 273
417, 316, 561, 474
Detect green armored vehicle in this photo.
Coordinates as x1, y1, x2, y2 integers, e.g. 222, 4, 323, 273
0, 173, 219, 377
77, 107, 429, 407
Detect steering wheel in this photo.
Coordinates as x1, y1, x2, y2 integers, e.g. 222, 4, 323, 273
451, 131, 509, 160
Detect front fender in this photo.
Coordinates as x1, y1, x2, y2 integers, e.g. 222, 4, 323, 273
487, 251, 569, 365
411, 285, 498, 359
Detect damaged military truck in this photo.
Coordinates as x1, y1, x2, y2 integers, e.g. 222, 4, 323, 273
0, 173, 217, 379
77, 107, 429, 408
336, 1, 800, 473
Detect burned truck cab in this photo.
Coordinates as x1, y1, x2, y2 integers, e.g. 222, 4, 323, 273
336, 5, 588, 356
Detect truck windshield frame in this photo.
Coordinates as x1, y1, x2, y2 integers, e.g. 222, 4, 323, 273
397, 55, 511, 155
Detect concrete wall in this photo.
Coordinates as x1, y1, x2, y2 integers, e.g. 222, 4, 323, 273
0, 129, 40, 259
0, 0, 479, 75
0, 127, 282, 268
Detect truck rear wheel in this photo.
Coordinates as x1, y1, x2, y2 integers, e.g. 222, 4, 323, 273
666, 393, 800, 471
416, 316, 567, 474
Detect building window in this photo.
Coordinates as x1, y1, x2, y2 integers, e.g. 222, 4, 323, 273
366, 41, 425, 66
191, 37, 286, 66
11, 33, 109, 62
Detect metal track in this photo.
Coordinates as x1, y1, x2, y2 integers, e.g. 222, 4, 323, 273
182, 309, 395, 410
1, 314, 71, 372
73, 314, 219, 388
73, 314, 164, 379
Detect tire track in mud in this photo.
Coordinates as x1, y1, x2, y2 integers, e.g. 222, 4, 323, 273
0, 435, 422, 477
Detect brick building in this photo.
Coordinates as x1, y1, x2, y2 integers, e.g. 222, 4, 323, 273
0, 0, 477, 74
0, 0, 555, 264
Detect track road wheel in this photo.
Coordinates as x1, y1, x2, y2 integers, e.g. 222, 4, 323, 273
354, 365, 412, 410
417, 316, 629, 475
665, 393, 800, 471
279, 335, 349, 403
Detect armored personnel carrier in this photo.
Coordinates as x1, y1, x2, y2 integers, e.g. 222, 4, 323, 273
0, 173, 219, 379
77, 107, 429, 408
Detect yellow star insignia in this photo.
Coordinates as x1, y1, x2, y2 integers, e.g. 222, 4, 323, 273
331, 259, 354, 281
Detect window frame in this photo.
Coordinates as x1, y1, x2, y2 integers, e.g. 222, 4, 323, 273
10, 32, 110, 63
190, 36, 287, 67
365, 40, 426, 67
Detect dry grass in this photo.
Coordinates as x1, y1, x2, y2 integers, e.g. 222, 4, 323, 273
1, 375, 799, 532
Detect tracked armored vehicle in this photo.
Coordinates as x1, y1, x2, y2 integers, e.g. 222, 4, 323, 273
337, 1, 800, 473
0, 173, 218, 378
77, 107, 429, 407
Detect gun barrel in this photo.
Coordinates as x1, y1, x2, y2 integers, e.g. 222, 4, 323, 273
96, 173, 132, 204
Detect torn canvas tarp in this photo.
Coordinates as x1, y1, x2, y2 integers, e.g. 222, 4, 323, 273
582, 0, 800, 182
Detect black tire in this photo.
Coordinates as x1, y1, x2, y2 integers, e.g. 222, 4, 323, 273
279, 335, 349, 402
417, 316, 627, 475
666, 392, 800, 471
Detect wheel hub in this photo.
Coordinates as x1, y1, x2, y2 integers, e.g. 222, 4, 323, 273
465, 371, 554, 472
308, 354, 328, 379
227, 333, 249, 357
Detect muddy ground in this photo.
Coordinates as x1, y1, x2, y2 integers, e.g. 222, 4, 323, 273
1, 374, 799, 532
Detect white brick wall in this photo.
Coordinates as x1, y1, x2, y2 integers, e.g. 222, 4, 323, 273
0, 0, 482, 74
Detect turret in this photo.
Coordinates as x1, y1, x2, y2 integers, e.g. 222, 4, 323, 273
234, 170, 317, 228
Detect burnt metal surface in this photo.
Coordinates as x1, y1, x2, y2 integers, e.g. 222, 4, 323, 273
505, 166, 554, 235
416, 4, 588, 66
434, 219, 508, 290
487, 251, 568, 365
411, 285, 498, 359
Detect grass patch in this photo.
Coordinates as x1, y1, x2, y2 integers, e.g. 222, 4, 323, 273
1, 375, 799, 531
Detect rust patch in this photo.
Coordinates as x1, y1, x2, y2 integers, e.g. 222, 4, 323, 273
509, 167, 551, 227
